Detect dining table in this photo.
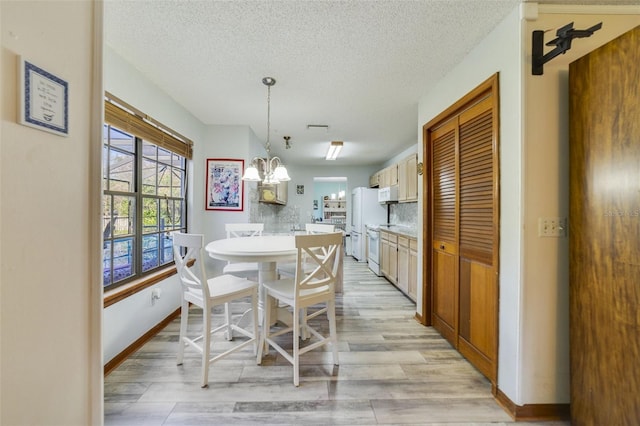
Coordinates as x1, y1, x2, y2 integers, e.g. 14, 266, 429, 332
205, 233, 344, 326
205, 234, 298, 326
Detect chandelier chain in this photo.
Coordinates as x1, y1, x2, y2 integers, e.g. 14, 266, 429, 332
265, 84, 271, 153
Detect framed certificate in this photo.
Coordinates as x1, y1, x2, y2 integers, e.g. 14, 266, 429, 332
18, 57, 69, 136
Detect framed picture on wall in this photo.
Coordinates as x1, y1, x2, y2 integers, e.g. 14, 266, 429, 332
18, 57, 69, 136
205, 158, 244, 211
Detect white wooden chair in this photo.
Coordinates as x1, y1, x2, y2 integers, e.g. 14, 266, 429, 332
222, 223, 264, 278
173, 232, 259, 388
277, 223, 335, 278
257, 232, 342, 386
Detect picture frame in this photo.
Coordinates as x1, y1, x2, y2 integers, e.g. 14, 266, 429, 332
18, 57, 69, 136
205, 158, 244, 211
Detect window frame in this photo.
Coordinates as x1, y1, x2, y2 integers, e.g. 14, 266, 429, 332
102, 95, 192, 295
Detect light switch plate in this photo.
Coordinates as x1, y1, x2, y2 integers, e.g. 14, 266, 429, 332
538, 217, 567, 237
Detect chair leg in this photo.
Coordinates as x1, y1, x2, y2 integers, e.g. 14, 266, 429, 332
328, 299, 339, 366
201, 306, 212, 388
177, 299, 189, 365
251, 289, 259, 357
293, 307, 300, 387
224, 302, 233, 341
300, 308, 309, 340
257, 294, 271, 363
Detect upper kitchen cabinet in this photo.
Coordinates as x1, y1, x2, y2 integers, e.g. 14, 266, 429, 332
259, 181, 288, 205
369, 172, 380, 188
378, 164, 398, 188
398, 153, 418, 202
256, 157, 288, 205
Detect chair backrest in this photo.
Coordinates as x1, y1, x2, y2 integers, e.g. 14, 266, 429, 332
225, 223, 264, 239
293, 232, 343, 301
173, 232, 210, 298
305, 223, 335, 234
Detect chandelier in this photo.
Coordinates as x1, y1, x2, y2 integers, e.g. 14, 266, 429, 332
242, 77, 291, 184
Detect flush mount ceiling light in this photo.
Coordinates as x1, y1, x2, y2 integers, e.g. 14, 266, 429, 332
242, 77, 291, 184
325, 141, 343, 161
307, 124, 329, 131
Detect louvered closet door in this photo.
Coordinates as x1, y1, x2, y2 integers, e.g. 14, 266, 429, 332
457, 96, 498, 381
430, 118, 459, 345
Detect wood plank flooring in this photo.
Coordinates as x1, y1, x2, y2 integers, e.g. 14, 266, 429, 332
105, 256, 570, 425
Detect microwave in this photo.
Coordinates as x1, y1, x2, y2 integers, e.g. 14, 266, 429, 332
378, 186, 398, 203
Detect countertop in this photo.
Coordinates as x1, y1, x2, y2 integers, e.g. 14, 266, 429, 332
377, 224, 418, 239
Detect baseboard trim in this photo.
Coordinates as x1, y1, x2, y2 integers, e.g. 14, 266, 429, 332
104, 307, 181, 376
495, 388, 570, 421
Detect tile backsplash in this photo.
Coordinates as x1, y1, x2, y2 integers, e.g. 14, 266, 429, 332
249, 185, 417, 233
248, 187, 303, 233
389, 202, 417, 229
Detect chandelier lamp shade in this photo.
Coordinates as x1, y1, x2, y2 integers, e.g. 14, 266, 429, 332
242, 77, 291, 184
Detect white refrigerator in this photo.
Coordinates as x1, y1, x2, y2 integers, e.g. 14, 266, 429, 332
350, 187, 387, 262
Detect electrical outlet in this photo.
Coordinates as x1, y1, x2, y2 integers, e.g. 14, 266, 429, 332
151, 288, 161, 305
538, 217, 567, 237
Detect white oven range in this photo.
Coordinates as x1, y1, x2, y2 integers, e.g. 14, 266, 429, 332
366, 225, 382, 276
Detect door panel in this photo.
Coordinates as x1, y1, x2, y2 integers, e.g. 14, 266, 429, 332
431, 118, 458, 342
569, 26, 640, 425
432, 249, 457, 344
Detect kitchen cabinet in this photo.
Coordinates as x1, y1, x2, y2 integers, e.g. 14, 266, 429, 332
379, 168, 389, 188
390, 163, 398, 186
408, 238, 418, 301
398, 153, 418, 203
380, 229, 416, 301
380, 230, 390, 278
397, 236, 409, 294
259, 181, 287, 205
388, 233, 398, 285
395, 235, 418, 302
369, 172, 379, 188
378, 164, 398, 188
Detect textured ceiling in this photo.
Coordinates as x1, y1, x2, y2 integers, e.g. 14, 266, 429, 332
104, 0, 634, 166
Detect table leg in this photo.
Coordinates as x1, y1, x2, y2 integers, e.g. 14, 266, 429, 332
258, 262, 293, 327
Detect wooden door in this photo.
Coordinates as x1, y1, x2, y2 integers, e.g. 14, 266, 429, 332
425, 74, 499, 384
457, 97, 498, 381
431, 118, 459, 345
569, 26, 640, 425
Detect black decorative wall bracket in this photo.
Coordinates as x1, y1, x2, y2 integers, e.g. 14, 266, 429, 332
532, 21, 602, 75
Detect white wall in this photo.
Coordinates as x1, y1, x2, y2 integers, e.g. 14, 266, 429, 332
102, 47, 207, 363
521, 5, 640, 405
418, 2, 640, 407
384, 143, 418, 168
1, 1, 101, 424
194, 125, 256, 275
418, 4, 525, 403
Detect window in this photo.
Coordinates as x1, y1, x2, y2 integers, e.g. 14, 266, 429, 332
103, 95, 192, 290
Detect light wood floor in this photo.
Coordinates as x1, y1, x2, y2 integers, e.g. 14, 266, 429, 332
105, 256, 570, 425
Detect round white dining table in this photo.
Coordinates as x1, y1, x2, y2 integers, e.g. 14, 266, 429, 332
205, 235, 297, 325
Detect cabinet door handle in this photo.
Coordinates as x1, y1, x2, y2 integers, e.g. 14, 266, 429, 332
440, 244, 445, 250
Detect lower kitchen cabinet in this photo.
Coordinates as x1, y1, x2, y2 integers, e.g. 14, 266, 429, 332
381, 230, 416, 302
380, 231, 389, 278
409, 238, 418, 300
397, 236, 409, 294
